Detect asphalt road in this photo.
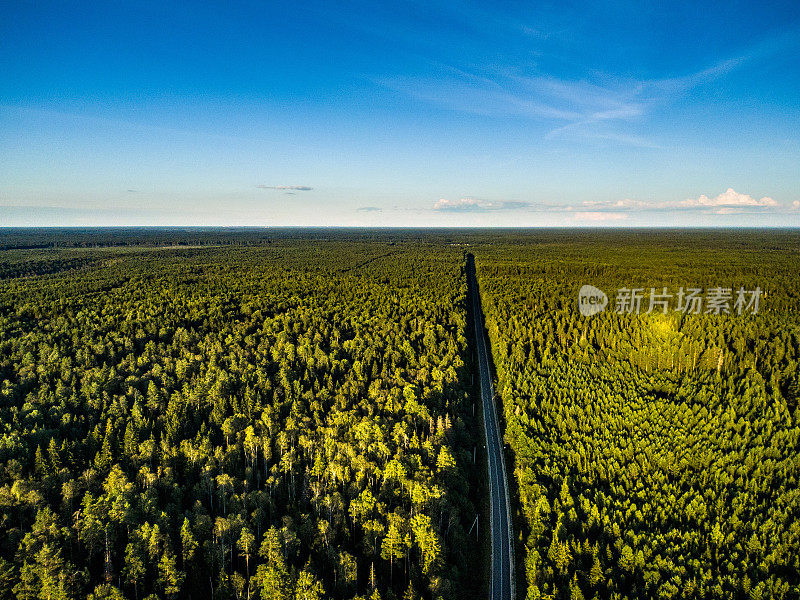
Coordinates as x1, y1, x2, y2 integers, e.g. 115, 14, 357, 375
467, 254, 514, 600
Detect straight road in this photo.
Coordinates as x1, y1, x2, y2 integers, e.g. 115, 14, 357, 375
467, 254, 514, 600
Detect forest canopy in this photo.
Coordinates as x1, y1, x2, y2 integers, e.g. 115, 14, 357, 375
0, 236, 482, 600
475, 232, 800, 600
1, 227, 798, 600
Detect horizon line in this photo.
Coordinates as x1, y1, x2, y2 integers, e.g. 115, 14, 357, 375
2, 225, 800, 231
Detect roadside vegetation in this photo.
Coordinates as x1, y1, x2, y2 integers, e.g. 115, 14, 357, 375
0, 239, 481, 600
476, 231, 800, 600
2, 228, 798, 600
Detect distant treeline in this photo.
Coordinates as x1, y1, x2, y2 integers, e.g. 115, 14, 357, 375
3, 227, 799, 251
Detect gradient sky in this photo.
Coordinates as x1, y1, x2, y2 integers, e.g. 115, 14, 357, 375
2, 1, 800, 227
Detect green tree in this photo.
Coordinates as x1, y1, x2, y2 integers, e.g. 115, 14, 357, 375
238, 527, 255, 574
255, 564, 290, 600
589, 553, 603, 586
123, 537, 147, 600
180, 517, 198, 567
35, 543, 78, 600
87, 584, 126, 600
156, 550, 184, 600
547, 528, 571, 576
619, 545, 634, 573
0, 559, 12, 600
295, 567, 326, 600
13, 562, 38, 600
410, 514, 441, 575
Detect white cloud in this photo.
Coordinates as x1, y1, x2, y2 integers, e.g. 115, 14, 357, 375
256, 185, 313, 191
680, 188, 777, 208
430, 189, 788, 220
791, 200, 800, 210
581, 198, 650, 209
575, 189, 782, 213
434, 198, 481, 211
433, 198, 529, 211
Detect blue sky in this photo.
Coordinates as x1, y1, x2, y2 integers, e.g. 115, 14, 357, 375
1, 1, 799, 227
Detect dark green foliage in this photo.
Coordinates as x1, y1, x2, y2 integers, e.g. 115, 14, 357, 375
0, 238, 479, 600
3, 227, 797, 600
476, 232, 800, 600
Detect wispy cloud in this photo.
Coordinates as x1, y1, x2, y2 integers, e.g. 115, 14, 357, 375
537, 55, 753, 143
434, 189, 790, 218
357, 206, 382, 212
378, 73, 582, 121
578, 198, 651, 210
578, 189, 784, 214
433, 198, 530, 211
377, 37, 781, 147
256, 185, 313, 191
